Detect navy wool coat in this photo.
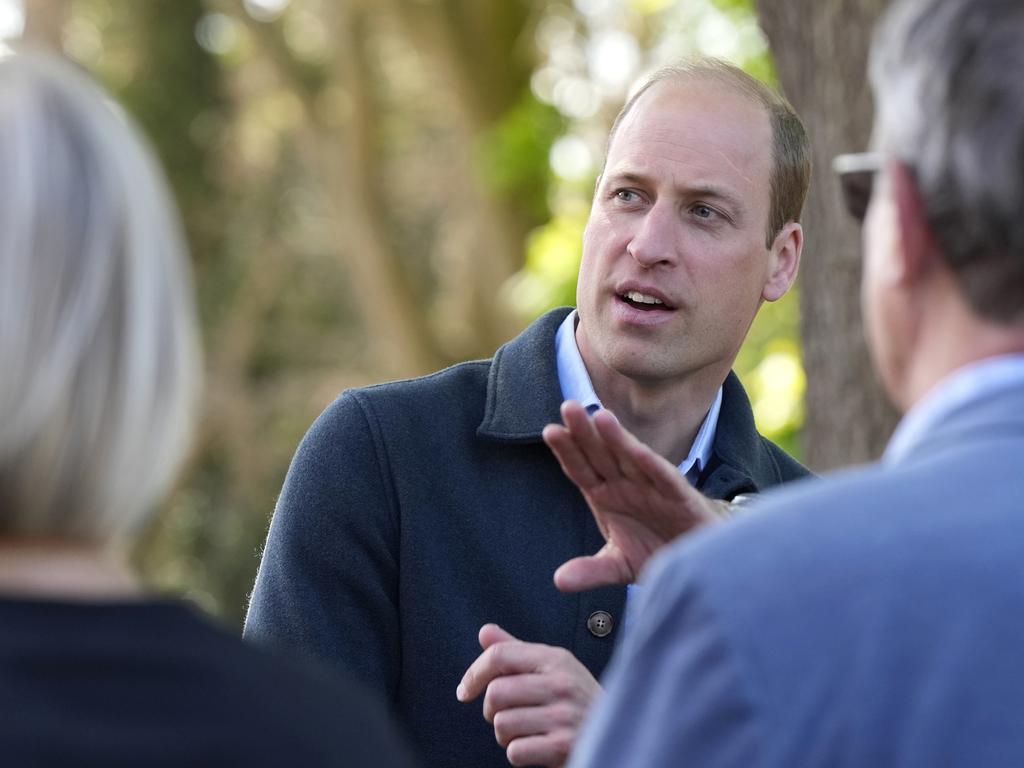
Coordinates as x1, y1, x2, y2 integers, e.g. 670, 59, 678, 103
245, 307, 809, 768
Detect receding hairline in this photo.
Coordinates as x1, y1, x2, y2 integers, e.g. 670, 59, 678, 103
606, 60, 782, 162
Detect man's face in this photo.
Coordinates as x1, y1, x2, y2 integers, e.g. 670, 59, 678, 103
575, 78, 791, 389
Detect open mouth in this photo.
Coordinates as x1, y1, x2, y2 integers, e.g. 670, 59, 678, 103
619, 290, 672, 311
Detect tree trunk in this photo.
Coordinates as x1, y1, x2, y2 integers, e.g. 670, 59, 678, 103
757, 0, 900, 471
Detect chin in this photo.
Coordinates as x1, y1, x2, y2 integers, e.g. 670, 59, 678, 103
608, 352, 680, 384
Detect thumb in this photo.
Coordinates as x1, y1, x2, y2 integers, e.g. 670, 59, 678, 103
478, 622, 517, 649
554, 552, 633, 593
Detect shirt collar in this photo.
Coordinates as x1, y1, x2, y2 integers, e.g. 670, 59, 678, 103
555, 310, 722, 482
885, 353, 1024, 464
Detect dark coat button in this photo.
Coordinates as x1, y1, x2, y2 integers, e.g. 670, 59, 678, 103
587, 610, 613, 638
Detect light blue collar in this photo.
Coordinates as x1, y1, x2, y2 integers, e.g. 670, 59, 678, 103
885, 353, 1024, 464
554, 310, 722, 482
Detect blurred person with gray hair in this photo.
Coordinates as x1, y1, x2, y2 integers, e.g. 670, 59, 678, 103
533, 0, 1024, 764
0, 50, 415, 767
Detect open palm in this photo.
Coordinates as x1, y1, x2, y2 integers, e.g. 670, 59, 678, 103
542, 401, 721, 592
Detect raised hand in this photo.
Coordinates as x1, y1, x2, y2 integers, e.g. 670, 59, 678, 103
457, 624, 601, 767
542, 400, 722, 592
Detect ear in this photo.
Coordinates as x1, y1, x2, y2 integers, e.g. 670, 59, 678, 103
889, 159, 939, 283
762, 222, 803, 302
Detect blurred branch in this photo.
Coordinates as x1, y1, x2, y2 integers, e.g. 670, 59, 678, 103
214, 0, 446, 376
325, 0, 446, 374
383, 0, 536, 126
380, 0, 545, 351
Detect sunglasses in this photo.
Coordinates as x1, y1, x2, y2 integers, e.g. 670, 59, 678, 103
833, 152, 883, 222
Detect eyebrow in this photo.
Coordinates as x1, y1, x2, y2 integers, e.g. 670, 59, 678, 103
604, 171, 748, 219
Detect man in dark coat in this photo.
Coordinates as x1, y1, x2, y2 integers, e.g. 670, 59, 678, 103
245, 58, 811, 768
550, 1, 1024, 765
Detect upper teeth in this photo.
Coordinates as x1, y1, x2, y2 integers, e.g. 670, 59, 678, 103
626, 291, 663, 305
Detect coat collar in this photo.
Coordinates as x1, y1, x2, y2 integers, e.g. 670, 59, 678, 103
477, 306, 798, 498
477, 307, 571, 442
885, 356, 1024, 466
698, 371, 789, 499
885, 372, 1024, 467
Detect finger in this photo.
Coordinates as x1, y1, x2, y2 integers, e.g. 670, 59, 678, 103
604, 420, 718, 526
482, 672, 557, 722
542, 424, 603, 490
554, 550, 633, 592
506, 732, 574, 768
557, 398, 588, 425
457, 641, 557, 702
560, 401, 621, 482
595, 421, 717, 535
593, 410, 684, 497
479, 623, 516, 650
587, 409, 648, 480
493, 704, 578, 747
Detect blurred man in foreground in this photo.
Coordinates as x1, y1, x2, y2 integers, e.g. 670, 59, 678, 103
543, 0, 1024, 764
0, 50, 414, 767
247, 58, 810, 767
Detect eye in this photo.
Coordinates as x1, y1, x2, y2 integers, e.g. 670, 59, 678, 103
691, 204, 716, 219
614, 189, 642, 204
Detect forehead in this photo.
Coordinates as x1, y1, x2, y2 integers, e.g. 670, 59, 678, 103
606, 78, 773, 200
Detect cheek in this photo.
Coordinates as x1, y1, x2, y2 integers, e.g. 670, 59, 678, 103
690, 241, 770, 304
577, 221, 616, 292
576, 240, 600, 309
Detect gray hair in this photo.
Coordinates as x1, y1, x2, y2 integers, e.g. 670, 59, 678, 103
0, 51, 201, 544
606, 58, 811, 248
870, 0, 1024, 322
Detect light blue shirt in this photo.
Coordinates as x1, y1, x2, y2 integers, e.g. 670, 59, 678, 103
885, 353, 1024, 465
555, 310, 723, 627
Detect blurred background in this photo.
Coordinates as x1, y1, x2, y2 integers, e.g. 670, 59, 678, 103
2, 0, 896, 626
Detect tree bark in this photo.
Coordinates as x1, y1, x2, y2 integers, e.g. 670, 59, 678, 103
757, 0, 900, 471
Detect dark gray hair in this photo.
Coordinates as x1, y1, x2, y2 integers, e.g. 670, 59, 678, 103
0, 52, 201, 543
870, 0, 1024, 322
606, 58, 811, 248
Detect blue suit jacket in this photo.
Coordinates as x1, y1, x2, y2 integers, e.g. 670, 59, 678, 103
244, 307, 808, 768
570, 376, 1024, 767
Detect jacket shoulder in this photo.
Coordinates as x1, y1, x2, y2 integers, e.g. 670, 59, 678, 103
311, 359, 493, 437
760, 436, 812, 482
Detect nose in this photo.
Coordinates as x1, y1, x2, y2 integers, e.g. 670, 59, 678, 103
625, 200, 677, 268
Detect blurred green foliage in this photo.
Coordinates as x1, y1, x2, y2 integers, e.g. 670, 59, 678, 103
478, 92, 566, 224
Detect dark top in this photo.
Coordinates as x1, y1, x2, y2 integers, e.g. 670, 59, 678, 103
0, 596, 417, 767
245, 307, 811, 768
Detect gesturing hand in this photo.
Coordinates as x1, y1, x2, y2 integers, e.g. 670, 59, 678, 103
542, 400, 722, 592
457, 624, 601, 768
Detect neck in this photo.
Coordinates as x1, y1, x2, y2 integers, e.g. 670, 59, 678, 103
898, 285, 1024, 411
0, 539, 141, 601
588, 366, 724, 466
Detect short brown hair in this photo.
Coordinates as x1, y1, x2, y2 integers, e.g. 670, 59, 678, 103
606, 58, 812, 248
